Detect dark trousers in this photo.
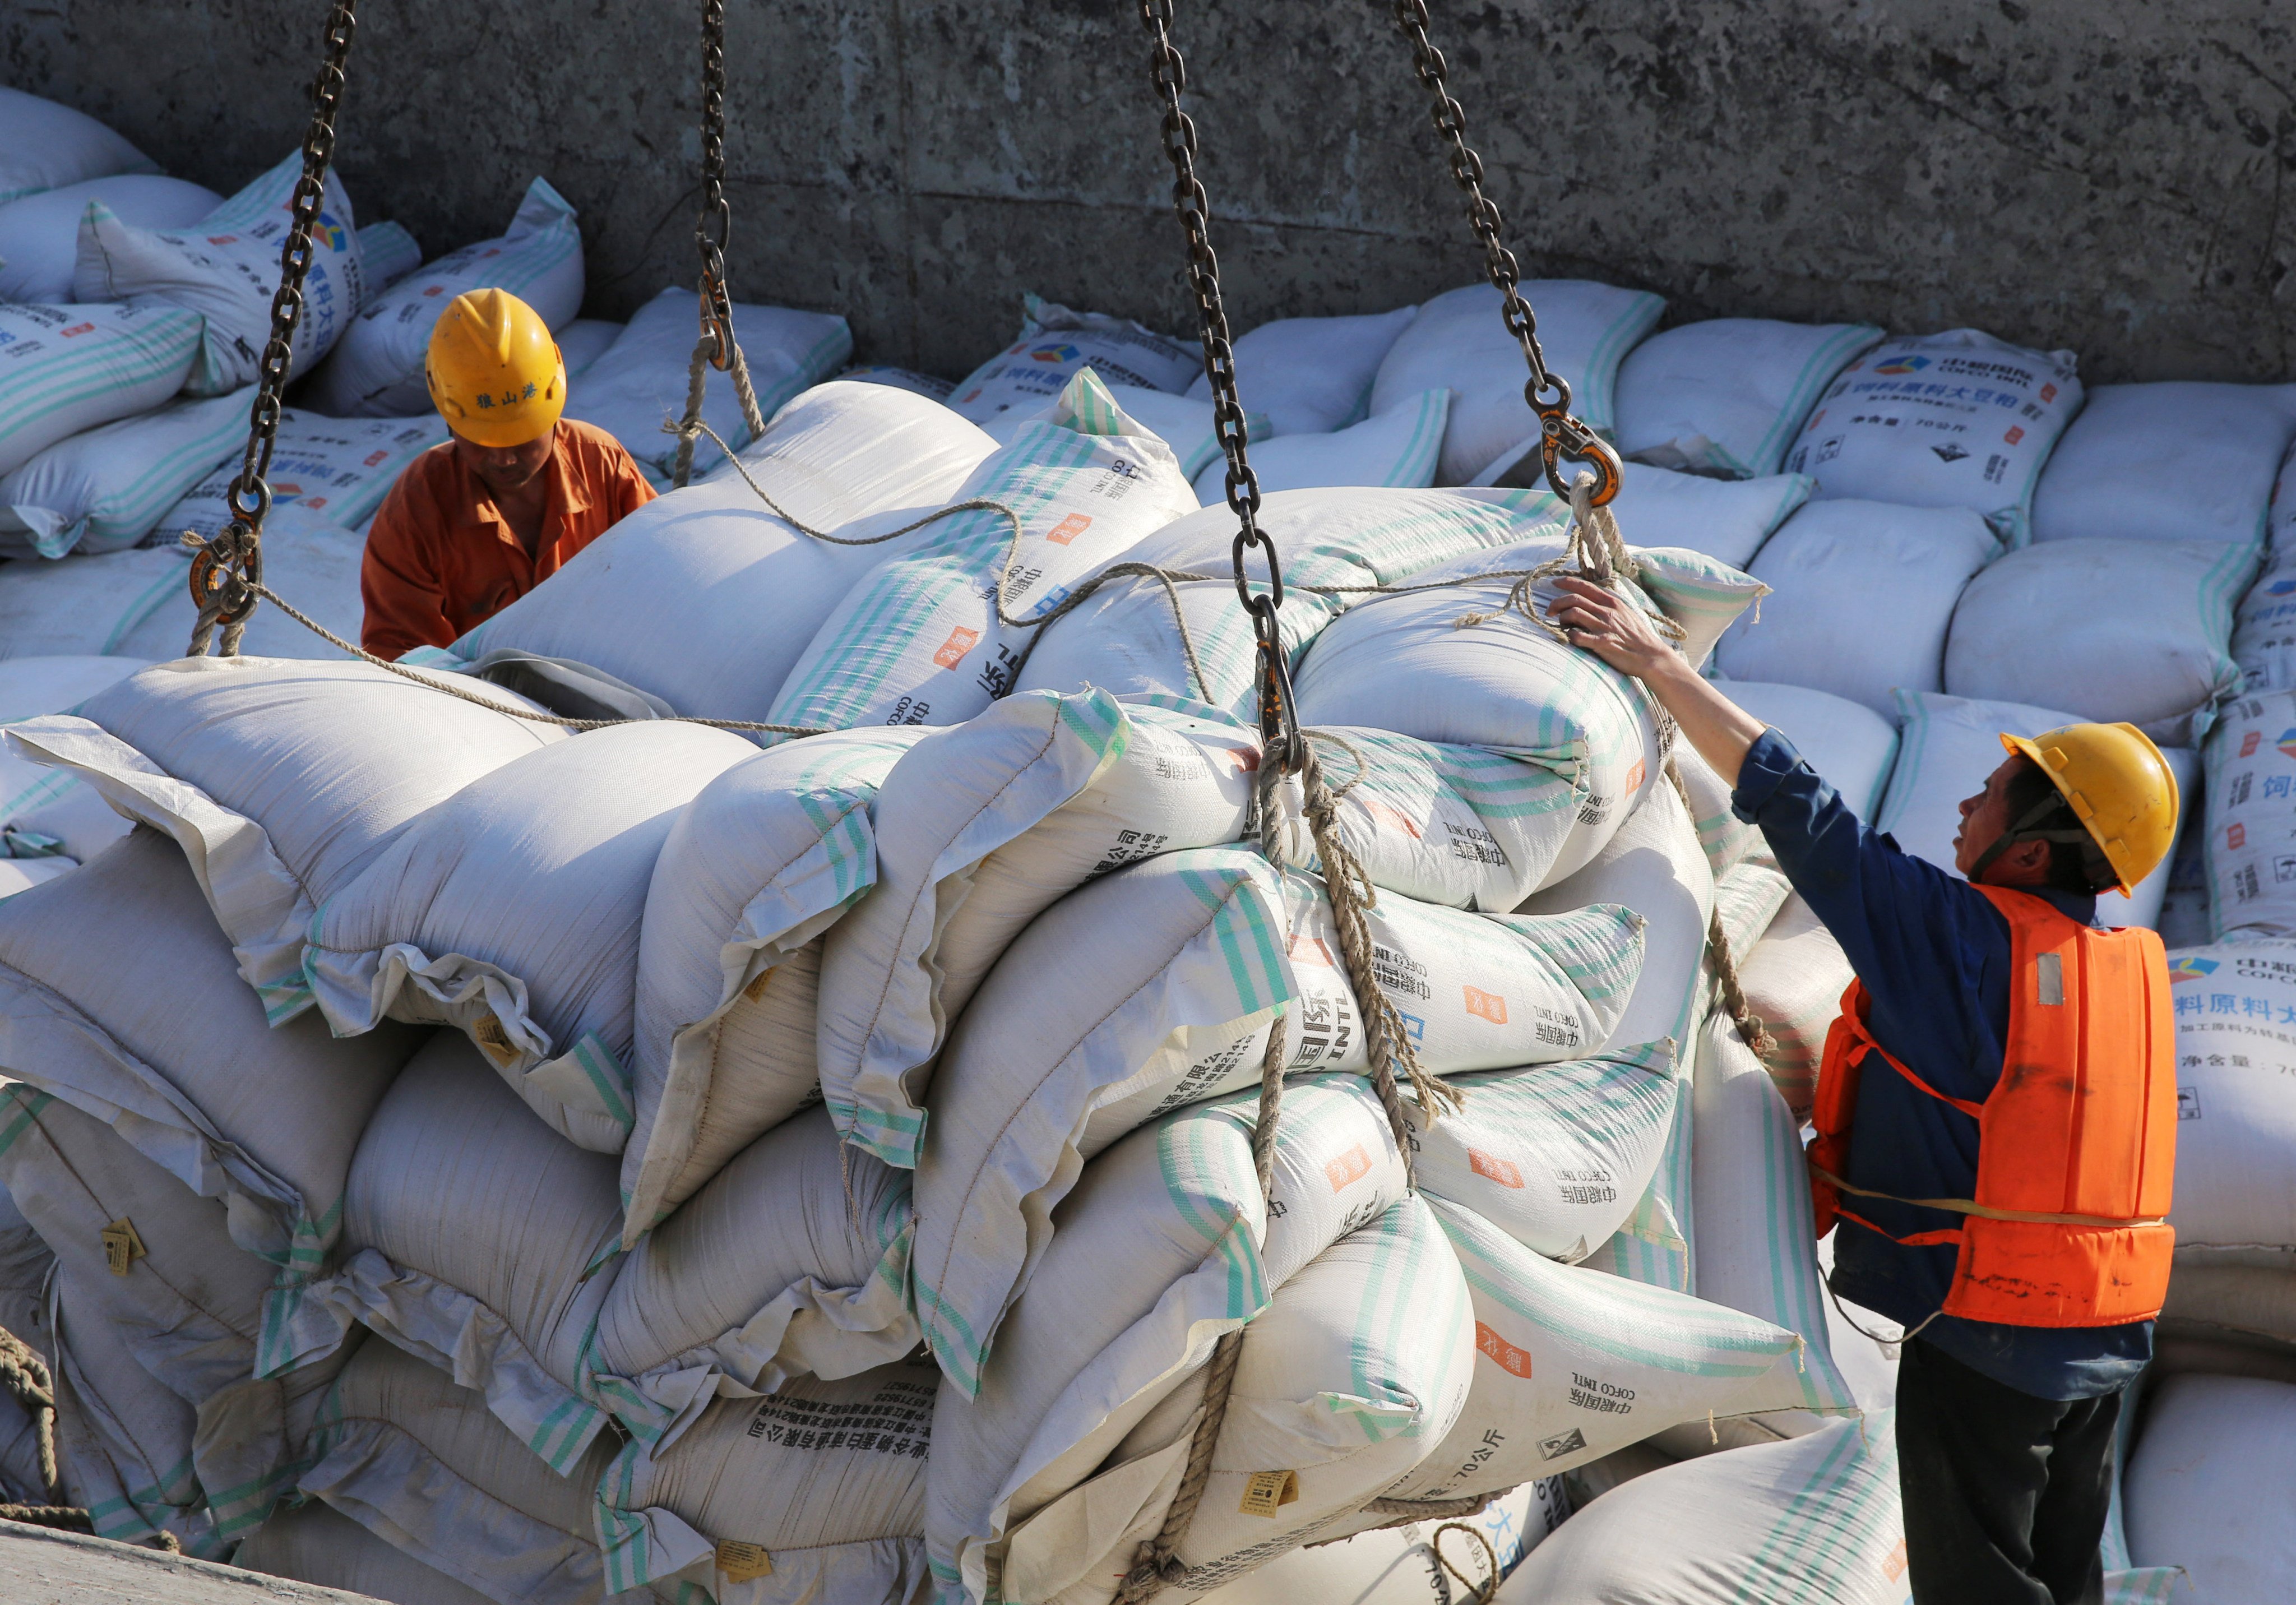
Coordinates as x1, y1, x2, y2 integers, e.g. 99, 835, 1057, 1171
1895, 1338, 2119, 1605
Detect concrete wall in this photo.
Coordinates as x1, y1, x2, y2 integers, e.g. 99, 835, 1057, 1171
7, 1, 2293, 386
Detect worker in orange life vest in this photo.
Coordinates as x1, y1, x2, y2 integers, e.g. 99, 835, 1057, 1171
1547, 574, 2178, 1605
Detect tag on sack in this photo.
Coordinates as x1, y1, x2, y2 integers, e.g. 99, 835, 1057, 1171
1237, 1469, 1299, 1518
471, 1011, 522, 1069
100, 1217, 147, 1277
716, 1540, 774, 1583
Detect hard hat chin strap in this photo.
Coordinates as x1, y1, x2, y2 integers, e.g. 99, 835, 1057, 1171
1969, 794, 2108, 887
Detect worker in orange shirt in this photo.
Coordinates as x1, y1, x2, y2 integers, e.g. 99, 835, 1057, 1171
360, 288, 656, 659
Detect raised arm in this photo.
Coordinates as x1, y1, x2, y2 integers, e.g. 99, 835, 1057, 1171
1545, 576, 1767, 787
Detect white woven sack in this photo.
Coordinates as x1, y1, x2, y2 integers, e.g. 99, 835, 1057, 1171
923, 1077, 1410, 1596
159, 410, 448, 539
114, 507, 364, 663
1715, 499, 1998, 719
1013, 485, 1533, 721
3, 656, 566, 1019
1493, 1412, 1909, 1605
237, 1498, 496, 1605
1409, 1040, 1677, 1265
1710, 859, 1791, 960
1686, 1014, 1859, 1440
294, 1340, 627, 1605
1722, 679, 1901, 818
566, 286, 852, 482
441, 381, 994, 717
840, 363, 955, 403
357, 218, 422, 290
1740, 892, 1850, 1120
0, 388, 244, 557
2229, 444, 2296, 694
75, 150, 368, 394
306, 722, 755, 1154
557, 316, 622, 380
2154, 940, 2296, 1265
45, 1268, 213, 1552
0, 1083, 348, 1541
815, 690, 1253, 1168
0, 858, 72, 899
269, 1035, 623, 1479
2126, 1374, 2296, 1603
2205, 689, 2296, 939
1192, 388, 1449, 501
1187, 307, 1420, 437
1784, 327, 2084, 547
1614, 318, 1882, 480
909, 847, 1643, 1388
623, 728, 925, 1242
591, 1107, 918, 1457
0, 301, 202, 477
1878, 690, 2194, 930
1947, 538, 2253, 748
307, 177, 584, 417
0, 87, 157, 205
1370, 281, 1665, 485
1373, 1196, 1798, 1510
1671, 741, 1766, 878
948, 293, 1198, 424
1094, 382, 1262, 480
0, 654, 143, 861
596, 1357, 937, 1604
2033, 382, 2296, 550
0, 546, 185, 660
0, 829, 420, 1308
1516, 779, 1715, 1292
0, 174, 217, 303
1501, 460, 1814, 572
997, 1195, 1474, 1605
0, 1190, 50, 1507
770, 370, 1199, 733
1202, 1479, 1570, 1603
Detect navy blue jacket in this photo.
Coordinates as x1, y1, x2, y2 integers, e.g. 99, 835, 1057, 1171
1732, 729, 2150, 1401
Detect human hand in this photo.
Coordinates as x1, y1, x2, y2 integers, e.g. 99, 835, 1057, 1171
1545, 576, 1682, 683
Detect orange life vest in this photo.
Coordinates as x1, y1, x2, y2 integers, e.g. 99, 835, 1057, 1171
1808, 884, 2177, 1328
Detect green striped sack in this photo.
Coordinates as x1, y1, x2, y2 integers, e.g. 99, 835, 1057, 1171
0, 387, 244, 557
0, 300, 202, 477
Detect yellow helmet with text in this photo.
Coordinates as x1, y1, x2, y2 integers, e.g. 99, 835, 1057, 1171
424, 288, 566, 448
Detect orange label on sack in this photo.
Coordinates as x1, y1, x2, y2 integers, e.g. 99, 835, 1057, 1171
1623, 758, 1646, 795
1884, 1541, 1909, 1580
1325, 1144, 1372, 1191
716, 1541, 774, 1583
1364, 798, 1423, 840
1475, 1321, 1534, 1379
932, 627, 981, 669
1044, 512, 1093, 545
1467, 1148, 1524, 1188
2242, 730, 2262, 757
1237, 1469, 1298, 1516
2229, 823, 2247, 850
1221, 747, 1260, 774
1287, 934, 1335, 968
1464, 986, 1508, 1024
2003, 425, 2025, 445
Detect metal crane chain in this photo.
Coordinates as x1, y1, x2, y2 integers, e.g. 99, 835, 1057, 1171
188, 0, 358, 658
1138, 0, 1300, 775
672, 0, 769, 487
1385, 0, 1622, 505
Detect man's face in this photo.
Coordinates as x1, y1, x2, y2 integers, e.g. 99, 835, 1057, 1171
450, 422, 556, 498
1953, 755, 2026, 877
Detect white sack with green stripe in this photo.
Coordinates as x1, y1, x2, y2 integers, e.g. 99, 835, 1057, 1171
159, 411, 448, 540
924, 1077, 1409, 1594
1367, 1196, 1798, 1508
1485, 459, 1814, 572
769, 368, 1200, 733
566, 286, 852, 482
304, 722, 757, 1154
0, 1191, 49, 1506
2125, 1373, 2296, 1603
0, 388, 244, 558
908, 846, 1643, 1386
814, 690, 1255, 1169
0, 829, 418, 1298
47, 1269, 215, 1553
1711, 858, 1792, 959
0, 655, 143, 861
75, 150, 370, 395
114, 508, 367, 664
0, 173, 217, 303
1673, 741, 1766, 878
2, 656, 567, 1018
1191, 387, 1449, 501
622, 727, 927, 1243
1196, 1478, 1571, 1603
437, 381, 994, 723
1614, 318, 1882, 482
307, 177, 583, 417
292, 1340, 627, 1605
0, 300, 203, 477
1186, 306, 1420, 437
590, 1107, 918, 1459
0, 1083, 353, 1541
1517, 778, 1715, 1292
1743, 891, 1853, 1120
1720, 679, 1901, 819
595, 1356, 936, 1603
2152, 939, 2296, 1262
0, 87, 157, 205
948, 293, 1198, 424
1679, 1012, 1859, 1440
1409, 1039, 1679, 1264
1494, 1412, 1909, 1605
236, 1502, 494, 1605
0, 548, 189, 660
1014, 486, 1539, 722
994, 1195, 1474, 1605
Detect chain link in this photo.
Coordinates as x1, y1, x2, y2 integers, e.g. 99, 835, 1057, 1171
189, 0, 358, 656
695, 0, 737, 373
1386, 0, 1621, 504
1139, 0, 1300, 773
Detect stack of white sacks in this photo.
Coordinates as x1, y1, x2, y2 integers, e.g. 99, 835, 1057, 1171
0, 82, 2292, 1605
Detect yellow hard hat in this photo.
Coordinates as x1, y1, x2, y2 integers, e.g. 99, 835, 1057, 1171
425, 288, 566, 448
1998, 723, 2181, 896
